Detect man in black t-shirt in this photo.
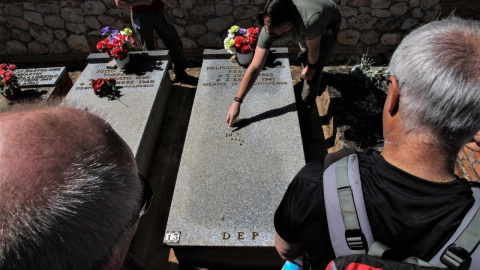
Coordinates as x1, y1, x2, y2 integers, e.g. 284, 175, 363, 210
274, 17, 480, 269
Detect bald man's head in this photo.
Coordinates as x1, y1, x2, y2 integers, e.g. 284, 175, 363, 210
0, 105, 142, 270
0, 106, 135, 202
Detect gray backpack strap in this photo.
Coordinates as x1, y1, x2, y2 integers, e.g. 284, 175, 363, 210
323, 153, 374, 257
429, 187, 480, 270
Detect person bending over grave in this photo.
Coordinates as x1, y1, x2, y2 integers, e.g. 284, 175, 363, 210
0, 103, 152, 270
274, 17, 480, 269
115, 0, 197, 84
226, 0, 341, 128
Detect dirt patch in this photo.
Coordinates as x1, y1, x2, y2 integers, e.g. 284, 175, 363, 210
318, 66, 387, 153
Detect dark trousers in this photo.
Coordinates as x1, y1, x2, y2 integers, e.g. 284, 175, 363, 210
297, 9, 341, 109
131, 10, 187, 75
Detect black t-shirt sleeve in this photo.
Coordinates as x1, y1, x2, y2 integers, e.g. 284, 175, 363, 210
274, 160, 325, 242
274, 159, 335, 268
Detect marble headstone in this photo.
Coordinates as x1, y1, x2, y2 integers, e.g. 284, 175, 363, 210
64, 51, 171, 176
0, 66, 71, 110
164, 48, 305, 267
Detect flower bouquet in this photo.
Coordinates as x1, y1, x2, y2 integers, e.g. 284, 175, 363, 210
91, 78, 127, 107
224, 25, 260, 55
224, 25, 260, 65
96, 26, 137, 68
0, 63, 20, 99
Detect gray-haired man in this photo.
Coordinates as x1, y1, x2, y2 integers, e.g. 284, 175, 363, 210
274, 17, 480, 269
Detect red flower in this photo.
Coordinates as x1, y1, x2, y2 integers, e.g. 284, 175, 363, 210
4, 71, 14, 78
91, 78, 107, 95
0, 70, 6, 77
247, 27, 260, 37
8, 64, 16, 71
96, 41, 106, 51
105, 42, 114, 51
111, 47, 128, 60
240, 46, 252, 54
234, 36, 246, 49
248, 36, 258, 48
3, 76, 12, 86
0, 64, 7, 70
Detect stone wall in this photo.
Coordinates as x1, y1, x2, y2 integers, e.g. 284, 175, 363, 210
0, 0, 473, 66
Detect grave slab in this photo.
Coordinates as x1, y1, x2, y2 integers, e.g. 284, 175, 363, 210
164, 48, 305, 267
64, 51, 171, 176
0, 66, 72, 111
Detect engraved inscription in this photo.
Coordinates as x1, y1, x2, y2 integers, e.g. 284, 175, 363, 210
15, 67, 64, 87
73, 70, 156, 90
202, 65, 288, 87
222, 231, 259, 240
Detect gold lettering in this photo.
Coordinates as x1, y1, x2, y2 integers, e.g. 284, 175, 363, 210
237, 232, 244, 240
252, 232, 259, 240
222, 232, 230, 240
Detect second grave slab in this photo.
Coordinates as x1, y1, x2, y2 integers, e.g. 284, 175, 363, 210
164, 48, 305, 267
64, 51, 171, 176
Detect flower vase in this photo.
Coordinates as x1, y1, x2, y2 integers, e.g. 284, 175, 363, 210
114, 54, 130, 69
2, 85, 21, 100
236, 51, 254, 66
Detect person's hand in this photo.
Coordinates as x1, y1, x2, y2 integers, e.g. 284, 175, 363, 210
301, 66, 315, 81
226, 102, 241, 128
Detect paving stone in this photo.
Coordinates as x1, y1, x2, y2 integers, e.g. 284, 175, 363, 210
64, 51, 171, 177
164, 48, 305, 267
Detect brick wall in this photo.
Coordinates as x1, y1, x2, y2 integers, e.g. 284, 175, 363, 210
0, 0, 476, 66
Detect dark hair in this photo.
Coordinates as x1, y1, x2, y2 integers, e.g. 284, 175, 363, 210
257, 0, 298, 27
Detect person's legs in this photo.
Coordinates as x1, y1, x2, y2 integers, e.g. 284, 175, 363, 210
131, 12, 156, 50
153, 10, 187, 77
300, 11, 341, 109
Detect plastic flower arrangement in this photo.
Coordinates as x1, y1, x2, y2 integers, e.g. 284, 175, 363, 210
91, 78, 127, 106
224, 25, 260, 54
0, 63, 19, 98
96, 26, 137, 60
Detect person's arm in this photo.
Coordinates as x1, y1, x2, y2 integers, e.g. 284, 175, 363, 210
115, 0, 152, 8
300, 36, 321, 81
226, 46, 270, 128
275, 234, 302, 261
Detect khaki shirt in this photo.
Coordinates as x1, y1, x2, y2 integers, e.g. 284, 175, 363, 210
257, 0, 338, 49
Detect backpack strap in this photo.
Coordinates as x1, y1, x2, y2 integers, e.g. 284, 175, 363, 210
323, 150, 374, 257
429, 187, 480, 270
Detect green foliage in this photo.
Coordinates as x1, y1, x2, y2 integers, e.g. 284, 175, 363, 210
351, 52, 388, 89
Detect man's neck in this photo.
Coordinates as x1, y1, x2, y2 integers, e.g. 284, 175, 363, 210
381, 138, 457, 183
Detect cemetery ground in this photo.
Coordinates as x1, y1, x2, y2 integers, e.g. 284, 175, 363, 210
10, 60, 478, 269
64, 62, 386, 270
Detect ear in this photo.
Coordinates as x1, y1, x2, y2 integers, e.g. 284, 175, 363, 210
263, 14, 271, 25
385, 75, 400, 116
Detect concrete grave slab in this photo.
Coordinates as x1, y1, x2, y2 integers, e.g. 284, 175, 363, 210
164, 48, 305, 267
0, 66, 72, 111
64, 51, 171, 177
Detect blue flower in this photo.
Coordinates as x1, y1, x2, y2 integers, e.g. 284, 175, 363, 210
101, 26, 110, 35
111, 30, 119, 35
